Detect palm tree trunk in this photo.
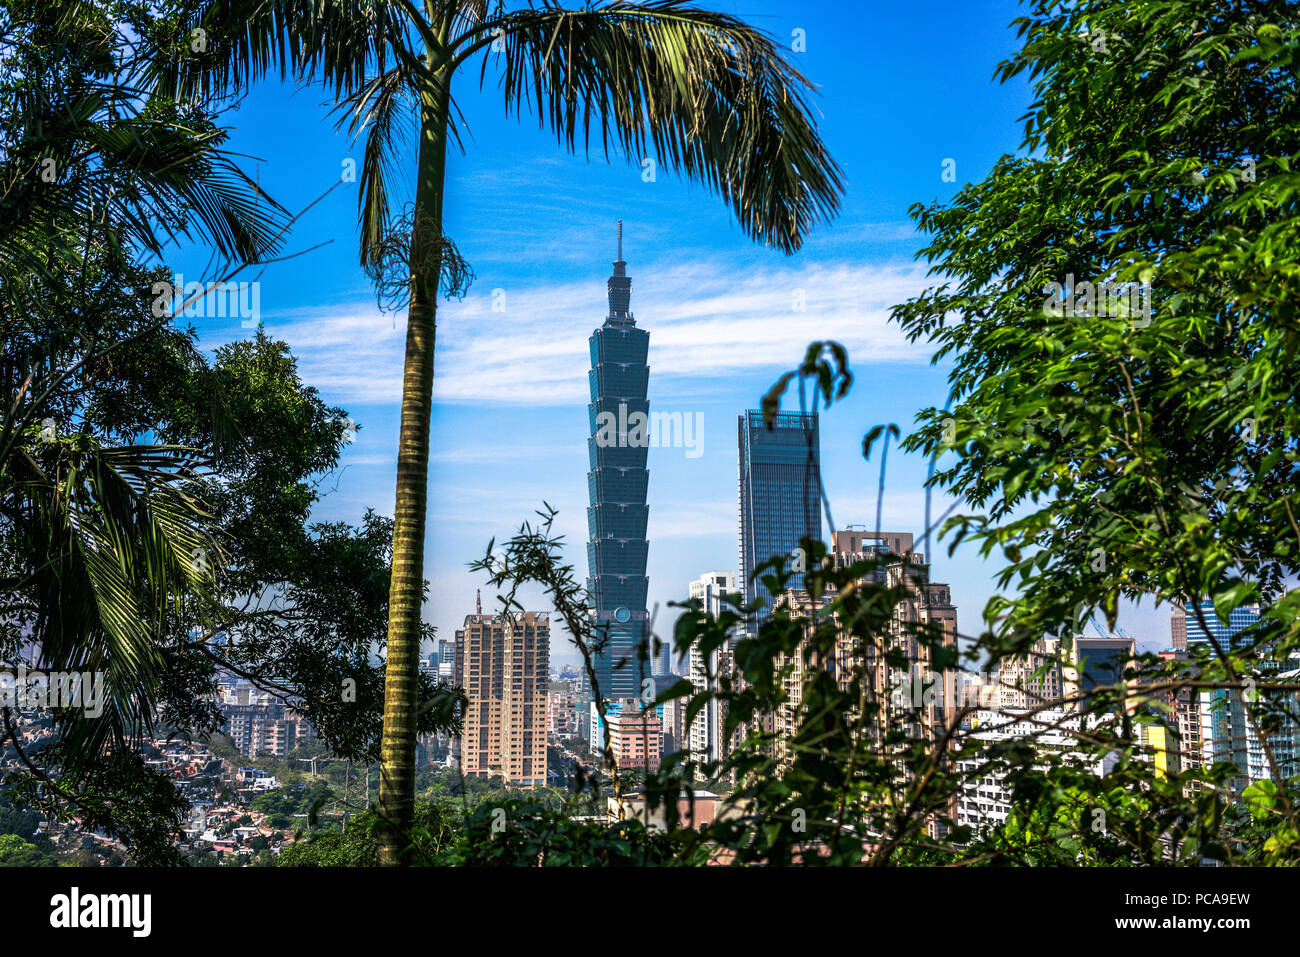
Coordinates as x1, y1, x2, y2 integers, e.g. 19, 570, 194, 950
377, 39, 451, 867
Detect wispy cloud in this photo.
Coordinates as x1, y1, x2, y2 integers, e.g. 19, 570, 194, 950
257, 255, 933, 408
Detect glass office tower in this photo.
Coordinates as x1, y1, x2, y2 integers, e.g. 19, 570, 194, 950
737, 409, 822, 635
1184, 597, 1261, 650
585, 222, 649, 701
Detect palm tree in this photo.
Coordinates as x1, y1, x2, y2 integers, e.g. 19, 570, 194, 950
159, 0, 844, 864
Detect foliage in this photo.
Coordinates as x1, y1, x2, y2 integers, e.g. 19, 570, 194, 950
277, 800, 459, 866
0, 0, 457, 862
890, 0, 1300, 859
0, 833, 57, 867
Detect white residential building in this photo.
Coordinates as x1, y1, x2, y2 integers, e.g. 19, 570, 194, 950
687, 572, 737, 769
955, 709, 1114, 832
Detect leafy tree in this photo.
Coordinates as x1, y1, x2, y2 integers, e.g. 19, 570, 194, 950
0, 0, 459, 862
890, 0, 1300, 858
278, 800, 458, 866
0, 833, 57, 867
0, 0, 280, 861
0, 789, 43, 841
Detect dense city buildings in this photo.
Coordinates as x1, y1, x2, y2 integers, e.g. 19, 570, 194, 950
453, 609, 550, 789
218, 681, 315, 758
1165, 597, 1300, 795
548, 680, 578, 738
956, 709, 1113, 832
1154, 649, 1200, 782
991, 636, 1064, 710
752, 530, 960, 773
831, 529, 959, 742
1242, 656, 1300, 785
767, 588, 835, 757
737, 408, 821, 636
585, 222, 651, 705
1198, 659, 1300, 793
437, 638, 456, 679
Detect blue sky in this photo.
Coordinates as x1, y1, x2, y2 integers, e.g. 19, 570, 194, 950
166, 0, 1172, 668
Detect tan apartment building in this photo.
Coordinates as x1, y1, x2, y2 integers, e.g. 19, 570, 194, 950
993, 636, 1064, 710
607, 701, 663, 770
764, 530, 959, 765
454, 609, 550, 789
833, 529, 959, 742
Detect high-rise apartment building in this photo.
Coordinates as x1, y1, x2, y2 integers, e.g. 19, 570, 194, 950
762, 530, 959, 776
1170, 601, 1187, 650
585, 222, 651, 704
687, 571, 737, 767
1158, 596, 1287, 794
219, 683, 315, 758
956, 708, 1111, 832
1153, 648, 1199, 783
737, 409, 821, 635
992, 636, 1064, 710
832, 530, 959, 741
453, 610, 550, 789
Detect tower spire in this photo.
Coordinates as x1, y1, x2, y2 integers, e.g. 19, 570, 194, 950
607, 219, 632, 319
476, 589, 481, 616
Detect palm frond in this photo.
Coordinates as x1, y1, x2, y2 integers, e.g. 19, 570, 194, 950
333, 63, 418, 269
84, 107, 290, 262
459, 0, 843, 253
7, 438, 218, 770
154, 0, 403, 103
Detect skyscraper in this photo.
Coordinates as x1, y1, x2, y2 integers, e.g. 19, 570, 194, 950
453, 609, 550, 789
1170, 600, 1187, 650
585, 222, 650, 703
1183, 597, 1261, 650
1070, 636, 1137, 711
1179, 597, 1297, 792
737, 409, 821, 634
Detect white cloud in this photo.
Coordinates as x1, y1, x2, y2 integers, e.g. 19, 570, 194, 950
255, 256, 933, 408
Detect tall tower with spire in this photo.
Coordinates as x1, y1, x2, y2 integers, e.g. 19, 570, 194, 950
584, 221, 651, 710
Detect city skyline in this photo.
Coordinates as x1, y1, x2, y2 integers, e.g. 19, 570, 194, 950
159, 0, 1178, 671
5, 0, 1296, 890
